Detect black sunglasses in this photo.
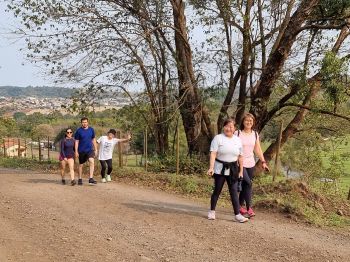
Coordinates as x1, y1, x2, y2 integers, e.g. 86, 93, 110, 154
66, 131, 73, 134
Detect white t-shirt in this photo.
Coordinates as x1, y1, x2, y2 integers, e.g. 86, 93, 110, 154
210, 134, 243, 175
97, 136, 120, 160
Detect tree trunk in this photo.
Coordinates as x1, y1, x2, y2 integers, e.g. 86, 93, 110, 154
235, 0, 253, 123
250, 0, 320, 132
171, 0, 213, 155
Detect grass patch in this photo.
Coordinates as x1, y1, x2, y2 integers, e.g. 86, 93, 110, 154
0, 157, 59, 172
254, 178, 350, 227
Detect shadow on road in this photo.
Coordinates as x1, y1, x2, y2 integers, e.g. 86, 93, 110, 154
24, 178, 63, 185
123, 200, 233, 220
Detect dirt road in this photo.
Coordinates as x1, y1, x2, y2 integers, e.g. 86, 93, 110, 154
0, 168, 349, 262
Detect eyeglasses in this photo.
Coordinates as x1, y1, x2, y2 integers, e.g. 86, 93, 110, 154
66, 131, 73, 134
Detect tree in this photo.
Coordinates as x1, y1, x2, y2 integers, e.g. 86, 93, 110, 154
7, 0, 350, 157
32, 124, 54, 139
190, 0, 350, 161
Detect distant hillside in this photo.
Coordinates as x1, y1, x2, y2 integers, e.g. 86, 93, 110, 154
0, 86, 74, 98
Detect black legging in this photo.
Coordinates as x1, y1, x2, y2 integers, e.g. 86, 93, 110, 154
100, 159, 113, 178
239, 167, 255, 209
210, 174, 240, 215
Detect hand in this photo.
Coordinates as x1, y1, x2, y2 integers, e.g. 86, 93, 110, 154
64, 157, 68, 161
75, 152, 79, 158
262, 162, 270, 173
127, 133, 132, 140
238, 171, 243, 179
207, 168, 214, 176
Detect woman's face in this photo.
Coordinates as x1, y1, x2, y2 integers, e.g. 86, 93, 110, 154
66, 129, 73, 138
223, 122, 235, 137
243, 117, 254, 130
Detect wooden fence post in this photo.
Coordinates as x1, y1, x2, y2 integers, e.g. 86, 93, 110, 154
47, 136, 50, 161
116, 131, 122, 168
38, 138, 42, 162
18, 138, 21, 157
3, 138, 6, 157
273, 121, 283, 182
7, 137, 10, 157
24, 139, 27, 158
144, 128, 148, 171
176, 124, 180, 176
30, 140, 34, 159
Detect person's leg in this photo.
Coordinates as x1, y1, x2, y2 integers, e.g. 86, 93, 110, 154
88, 157, 94, 179
106, 159, 113, 175
60, 160, 66, 179
60, 160, 66, 184
78, 164, 83, 179
245, 167, 255, 210
67, 158, 75, 181
210, 174, 226, 210
78, 153, 88, 180
226, 176, 240, 215
240, 168, 251, 207
100, 160, 107, 178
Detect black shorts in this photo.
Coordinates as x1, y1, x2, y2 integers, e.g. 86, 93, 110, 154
78, 151, 95, 164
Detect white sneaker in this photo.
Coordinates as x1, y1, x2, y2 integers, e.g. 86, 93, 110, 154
101, 178, 107, 183
208, 210, 215, 220
235, 214, 249, 223
106, 175, 112, 182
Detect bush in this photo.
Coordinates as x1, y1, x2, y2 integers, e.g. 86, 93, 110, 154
148, 154, 207, 175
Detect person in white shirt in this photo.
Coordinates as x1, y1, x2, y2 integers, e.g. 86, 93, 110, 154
97, 129, 131, 183
207, 118, 248, 223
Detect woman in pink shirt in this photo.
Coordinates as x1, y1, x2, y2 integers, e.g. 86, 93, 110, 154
235, 113, 269, 217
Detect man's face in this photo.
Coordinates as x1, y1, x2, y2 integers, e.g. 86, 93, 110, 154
81, 120, 89, 128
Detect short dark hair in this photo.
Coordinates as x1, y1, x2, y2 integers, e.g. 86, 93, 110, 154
81, 117, 89, 122
107, 129, 117, 136
223, 117, 235, 127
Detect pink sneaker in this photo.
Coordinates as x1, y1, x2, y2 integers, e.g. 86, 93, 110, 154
247, 208, 255, 217
208, 210, 216, 220
240, 206, 248, 215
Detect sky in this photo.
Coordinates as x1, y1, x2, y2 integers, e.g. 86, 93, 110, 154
0, 1, 52, 87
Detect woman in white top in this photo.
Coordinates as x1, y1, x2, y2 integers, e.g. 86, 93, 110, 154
97, 129, 131, 183
207, 118, 249, 223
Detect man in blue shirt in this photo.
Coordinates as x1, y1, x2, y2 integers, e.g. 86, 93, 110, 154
74, 117, 98, 185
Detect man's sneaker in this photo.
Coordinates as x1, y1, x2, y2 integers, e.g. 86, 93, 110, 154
61, 179, 66, 185
101, 178, 107, 183
71, 180, 76, 186
89, 178, 97, 185
208, 210, 216, 220
78, 179, 83, 185
240, 206, 248, 215
235, 214, 249, 223
247, 208, 256, 217
106, 175, 112, 182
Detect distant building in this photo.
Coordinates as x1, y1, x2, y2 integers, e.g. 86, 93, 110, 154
1, 139, 26, 157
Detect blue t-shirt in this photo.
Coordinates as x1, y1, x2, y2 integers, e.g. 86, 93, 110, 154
74, 127, 95, 153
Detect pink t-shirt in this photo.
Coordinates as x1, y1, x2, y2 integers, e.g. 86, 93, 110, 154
234, 130, 258, 168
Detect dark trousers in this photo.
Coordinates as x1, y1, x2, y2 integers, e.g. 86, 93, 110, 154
210, 174, 240, 215
239, 167, 255, 209
100, 159, 113, 178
